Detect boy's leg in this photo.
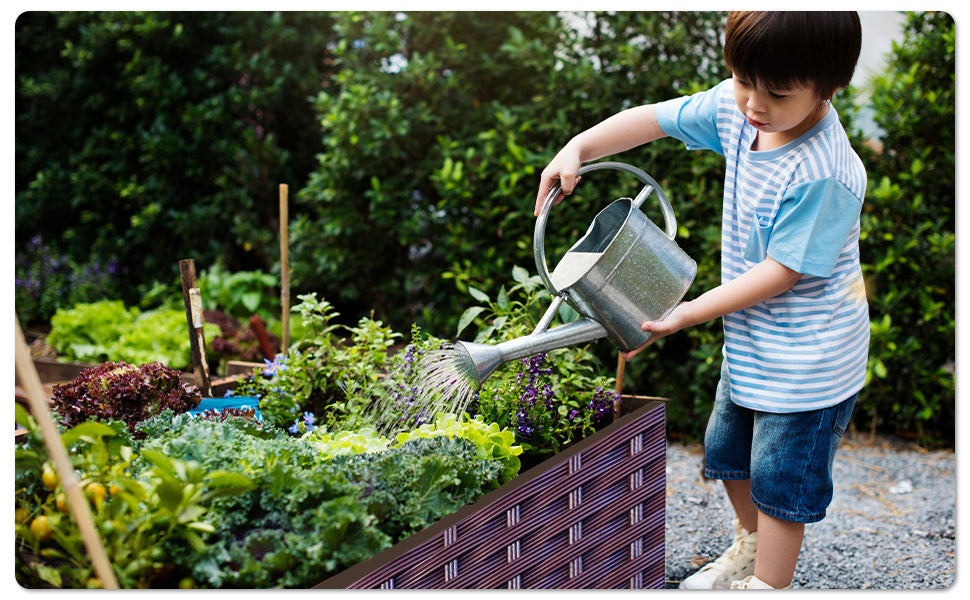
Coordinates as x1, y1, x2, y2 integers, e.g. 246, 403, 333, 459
722, 480, 803, 588
753, 510, 804, 588
722, 478, 758, 533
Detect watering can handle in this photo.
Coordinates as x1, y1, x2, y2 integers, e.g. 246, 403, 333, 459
534, 161, 678, 294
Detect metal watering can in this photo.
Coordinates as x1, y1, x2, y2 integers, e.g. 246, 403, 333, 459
454, 161, 697, 385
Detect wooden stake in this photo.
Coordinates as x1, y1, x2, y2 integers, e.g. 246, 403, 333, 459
14, 318, 120, 589
248, 314, 274, 361
279, 183, 290, 355
179, 259, 212, 397
614, 353, 626, 415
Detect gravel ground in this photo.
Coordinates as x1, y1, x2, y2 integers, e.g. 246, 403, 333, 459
664, 435, 956, 590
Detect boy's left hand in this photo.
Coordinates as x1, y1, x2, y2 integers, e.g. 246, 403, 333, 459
620, 302, 691, 360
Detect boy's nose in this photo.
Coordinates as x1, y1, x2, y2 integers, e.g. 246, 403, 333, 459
747, 93, 767, 113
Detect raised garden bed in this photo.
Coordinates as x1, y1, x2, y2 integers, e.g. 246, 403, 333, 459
318, 397, 665, 589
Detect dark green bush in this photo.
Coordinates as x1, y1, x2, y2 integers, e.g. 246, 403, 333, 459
851, 12, 955, 444
15, 11, 334, 316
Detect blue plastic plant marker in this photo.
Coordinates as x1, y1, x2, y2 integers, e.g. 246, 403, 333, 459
187, 396, 263, 421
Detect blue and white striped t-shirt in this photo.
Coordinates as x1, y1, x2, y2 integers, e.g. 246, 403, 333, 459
656, 78, 869, 413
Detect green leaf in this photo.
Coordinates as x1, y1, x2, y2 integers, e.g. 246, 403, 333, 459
496, 286, 510, 309
183, 530, 206, 553
456, 306, 486, 337
140, 449, 176, 477
206, 470, 255, 493
155, 479, 184, 511
467, 286, 490, 303
61, 421, 120, 448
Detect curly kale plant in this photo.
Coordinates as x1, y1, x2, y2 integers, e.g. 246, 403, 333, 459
51, 361, 201, 433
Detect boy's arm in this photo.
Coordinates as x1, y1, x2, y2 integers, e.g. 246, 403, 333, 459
621, 257, 802, 360
535, 104, 667, 216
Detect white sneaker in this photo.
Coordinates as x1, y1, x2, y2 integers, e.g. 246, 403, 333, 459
730, 575, 791, 589
679, 519, 758, 589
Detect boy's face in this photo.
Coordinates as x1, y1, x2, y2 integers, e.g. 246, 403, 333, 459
731, 73, 828, 145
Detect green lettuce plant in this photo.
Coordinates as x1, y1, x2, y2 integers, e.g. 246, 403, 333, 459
46, 300, 217, 369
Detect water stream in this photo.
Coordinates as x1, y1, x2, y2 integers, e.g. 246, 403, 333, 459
360, 343, 481, 438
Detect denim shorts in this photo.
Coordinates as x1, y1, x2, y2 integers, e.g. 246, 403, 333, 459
703, 362, 857, 524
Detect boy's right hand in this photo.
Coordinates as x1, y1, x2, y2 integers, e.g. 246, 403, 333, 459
534, 147, 582, 216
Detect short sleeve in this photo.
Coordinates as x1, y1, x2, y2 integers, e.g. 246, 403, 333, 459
752, 178, 862, 278
655, 80, 729, 155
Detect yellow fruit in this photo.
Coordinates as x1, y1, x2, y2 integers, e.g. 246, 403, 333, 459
15, 507, 29, 524
108, 483, 122, 497
41, 465, 58, 491
55, 493, 68, 513
85, 483, 107, 507
87, 578, 102, 589
30, 516, 53, 542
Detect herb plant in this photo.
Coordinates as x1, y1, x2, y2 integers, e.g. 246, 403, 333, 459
234, 293, 400, 430
458, 266, 620, 459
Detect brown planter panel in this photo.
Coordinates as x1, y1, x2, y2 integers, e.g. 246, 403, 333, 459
317, 399, 665, 589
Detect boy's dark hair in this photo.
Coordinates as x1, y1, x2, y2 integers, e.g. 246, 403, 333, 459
724, 11, 862, 96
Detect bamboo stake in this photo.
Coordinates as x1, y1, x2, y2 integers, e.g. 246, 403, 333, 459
279, 183, 290, 355
14, 318, 120, 589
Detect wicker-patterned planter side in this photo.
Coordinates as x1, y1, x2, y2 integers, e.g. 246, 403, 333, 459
317, 399, 665, 589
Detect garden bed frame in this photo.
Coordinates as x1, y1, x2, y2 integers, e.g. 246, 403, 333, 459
318, 397, 666, 589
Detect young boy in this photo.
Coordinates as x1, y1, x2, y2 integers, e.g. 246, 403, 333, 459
534, 12, 866, 589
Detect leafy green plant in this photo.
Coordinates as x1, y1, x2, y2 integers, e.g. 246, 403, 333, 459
305, 427, 391, 460
333, 436, 505, 542
50, 361, 201, 433
198, 264, 280, 324
394, 412, 523, 483
46, 300, 218, 369
133, 414, 392, 588
136, 415, 506, 588
14, 407, 252, 589
234, 293, 401, 430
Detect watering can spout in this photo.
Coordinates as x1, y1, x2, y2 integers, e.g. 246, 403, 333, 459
454, 316, 609, 387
